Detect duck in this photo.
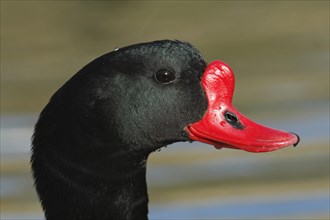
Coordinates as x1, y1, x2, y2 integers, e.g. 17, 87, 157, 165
31, 40, 299, 220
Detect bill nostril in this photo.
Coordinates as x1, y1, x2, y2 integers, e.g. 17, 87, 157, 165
225, 112, 238, 124
224, 111, 245, 130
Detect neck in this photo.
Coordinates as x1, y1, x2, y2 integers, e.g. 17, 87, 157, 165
32, 147, 150, 220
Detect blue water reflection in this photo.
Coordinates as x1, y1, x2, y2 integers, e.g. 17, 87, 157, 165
1, 100, 329, 219
150, 191, 329, 219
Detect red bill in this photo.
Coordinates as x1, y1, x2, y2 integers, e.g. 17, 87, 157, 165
186, 60, 299, 153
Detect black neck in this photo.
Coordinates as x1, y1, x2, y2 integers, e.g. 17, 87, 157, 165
32, 147, 150, 220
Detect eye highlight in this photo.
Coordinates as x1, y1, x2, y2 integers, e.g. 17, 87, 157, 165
154, 69, 176, 84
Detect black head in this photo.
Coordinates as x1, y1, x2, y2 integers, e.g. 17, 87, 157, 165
31, 40, 208, 219
33, 40, 207, 158
100, 40, 208, 151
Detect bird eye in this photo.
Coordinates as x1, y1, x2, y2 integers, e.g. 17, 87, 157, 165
224, 111, 245, 129
154, 69, 176, 84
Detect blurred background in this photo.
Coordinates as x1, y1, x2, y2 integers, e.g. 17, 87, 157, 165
1, 1, 329, 219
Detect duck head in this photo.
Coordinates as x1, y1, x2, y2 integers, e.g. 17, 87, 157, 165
91, 40, 299, 153
33, 40, 298, 157
31, 40, 299, 220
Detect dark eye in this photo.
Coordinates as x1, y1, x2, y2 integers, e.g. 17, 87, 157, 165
224, 111, 245, 130
154, 69, 176, 84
